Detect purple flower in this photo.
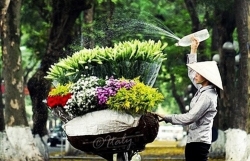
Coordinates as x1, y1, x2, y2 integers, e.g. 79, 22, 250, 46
96, 77, 135, 105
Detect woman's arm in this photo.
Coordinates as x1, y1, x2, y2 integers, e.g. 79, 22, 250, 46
187, 37, 200, 89
153, 95, 212, 125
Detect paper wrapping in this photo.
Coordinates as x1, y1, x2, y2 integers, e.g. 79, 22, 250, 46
63, 109, 141, 136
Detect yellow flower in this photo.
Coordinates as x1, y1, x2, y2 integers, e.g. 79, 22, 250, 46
124, 101, 130, 109
107, 78, 164, 114
49, 83, 72, 96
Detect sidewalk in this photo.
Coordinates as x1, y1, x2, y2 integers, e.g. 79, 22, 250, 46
49, 140, 225, 161
140, 140, 185, 160
143, 140, 224, 161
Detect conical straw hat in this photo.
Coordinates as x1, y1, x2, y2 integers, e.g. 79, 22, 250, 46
187, 61, 223, 90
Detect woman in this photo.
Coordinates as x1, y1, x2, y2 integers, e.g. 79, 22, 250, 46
154, 37, 223, 161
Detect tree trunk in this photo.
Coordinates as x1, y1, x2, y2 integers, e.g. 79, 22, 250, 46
0, 0, 9, 133
83, 4, 94, 48
1, 0, 27, 127
183, 0, 207, 60
0, 88, 4, 132
169, 73, 186, 114
27, 0, 92, 157
247, 2, 250, 133
234, 0, 249, 131
0, 0, 43, 160
212, 8, 236, 130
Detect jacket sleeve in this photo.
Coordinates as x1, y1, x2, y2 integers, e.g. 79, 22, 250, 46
165, 94, 212, 125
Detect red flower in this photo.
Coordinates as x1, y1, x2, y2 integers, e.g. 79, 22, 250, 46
47, 93, 72, 108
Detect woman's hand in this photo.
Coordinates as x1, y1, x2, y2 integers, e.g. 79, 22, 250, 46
151, 112, 164, 118
190, 36, 200, 54
151, 112, 166, 122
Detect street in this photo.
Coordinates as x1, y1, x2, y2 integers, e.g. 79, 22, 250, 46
48, 143, 65, 156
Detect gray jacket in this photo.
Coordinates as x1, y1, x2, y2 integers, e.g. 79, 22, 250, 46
164, 54, 218, 144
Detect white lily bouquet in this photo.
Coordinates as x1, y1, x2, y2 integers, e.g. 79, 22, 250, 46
45, 39, 167, 120
44, 39, 167, 156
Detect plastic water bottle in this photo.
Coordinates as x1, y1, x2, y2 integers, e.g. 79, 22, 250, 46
175, 29, 210, 47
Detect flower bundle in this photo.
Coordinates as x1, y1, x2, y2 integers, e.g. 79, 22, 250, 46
45, 39, 167, 86
46, 77, 164, 117
47, 83, 72, 108
45, 39, 167, 119
96, 77, 135, 105
64, 76, 102, 116
107, 78, 164, 114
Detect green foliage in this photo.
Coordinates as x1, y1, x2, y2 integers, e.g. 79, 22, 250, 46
198, 0, 234, 10
80, 0, 191, 47
21, 0, 51, 58
96, 0, 119, 4
21, 46, 41, 83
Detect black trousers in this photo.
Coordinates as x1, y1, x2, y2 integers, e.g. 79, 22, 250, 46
185, 142, 211, 161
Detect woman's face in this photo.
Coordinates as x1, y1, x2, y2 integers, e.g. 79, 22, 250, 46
195, 73, 207, 84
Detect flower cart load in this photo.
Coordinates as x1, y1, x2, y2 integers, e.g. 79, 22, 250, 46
45, 39, 167, 160
63, 110, 159, 160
